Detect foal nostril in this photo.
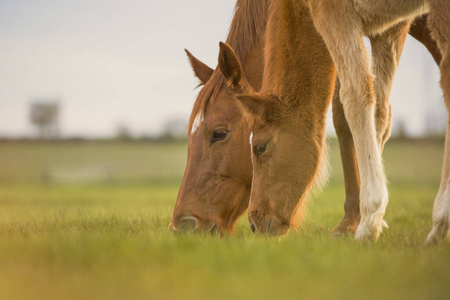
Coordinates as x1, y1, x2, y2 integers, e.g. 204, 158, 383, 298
179, 216, 199, 233
266, 217, 290, 237
250, 221, 256, 233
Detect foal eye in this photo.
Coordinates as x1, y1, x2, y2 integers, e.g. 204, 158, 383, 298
254, 144, 267, 156
211, 129, 229, 143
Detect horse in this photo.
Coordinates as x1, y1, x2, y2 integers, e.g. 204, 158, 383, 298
169, 0, 269, 233
218, 0, 449, 243
170, 0, 442, 237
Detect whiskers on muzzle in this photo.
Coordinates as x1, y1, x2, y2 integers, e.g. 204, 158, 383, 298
169, 216, 220, 235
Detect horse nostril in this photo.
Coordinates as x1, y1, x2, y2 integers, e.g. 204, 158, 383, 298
250, 221, 256, 233
210, 224, 219, 235
180, 216, 198, 233
266, 218, 290, 237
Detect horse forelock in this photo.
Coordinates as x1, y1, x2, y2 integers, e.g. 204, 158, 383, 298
187, 74, 225, 136
187, 0, 270, 136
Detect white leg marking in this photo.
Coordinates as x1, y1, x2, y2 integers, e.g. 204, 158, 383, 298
426, 178, 450, 243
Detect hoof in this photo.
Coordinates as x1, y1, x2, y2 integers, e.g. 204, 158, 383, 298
424, 224, 450, 246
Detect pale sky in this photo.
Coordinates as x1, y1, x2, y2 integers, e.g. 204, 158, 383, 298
0, 0, 445, 138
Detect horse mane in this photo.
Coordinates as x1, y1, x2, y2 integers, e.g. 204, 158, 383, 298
187, 0, 270, 135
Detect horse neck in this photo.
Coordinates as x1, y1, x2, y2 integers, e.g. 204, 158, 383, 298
240, 37, 265, 91
262, 0, 336, 115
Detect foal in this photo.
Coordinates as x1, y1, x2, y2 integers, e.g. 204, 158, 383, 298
220, 0, 449, 242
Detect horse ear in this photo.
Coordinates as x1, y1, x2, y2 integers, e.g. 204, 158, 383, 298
235, 94, 275, 122
185, 49, 214, 85
218, 42, 242, 91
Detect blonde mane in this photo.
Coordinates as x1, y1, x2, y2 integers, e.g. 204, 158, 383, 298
187, 0, 270, 135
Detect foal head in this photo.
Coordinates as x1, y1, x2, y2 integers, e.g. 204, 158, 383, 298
219, 42, 332, 237
169, 47, 254, 234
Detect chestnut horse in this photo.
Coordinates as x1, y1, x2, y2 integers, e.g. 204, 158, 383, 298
169, 0, 269, 233
219, 0, 449, 242
170, 0, 442, 237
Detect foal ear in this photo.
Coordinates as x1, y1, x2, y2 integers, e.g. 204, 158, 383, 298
185, 49, 214, 85
218, 42, 243, 91
235, 94, 276, 122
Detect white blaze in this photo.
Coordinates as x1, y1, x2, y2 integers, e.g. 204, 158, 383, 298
191, 113, 203, 134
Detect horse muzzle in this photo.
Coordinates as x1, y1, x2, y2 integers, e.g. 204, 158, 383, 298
169, 215, 219, 235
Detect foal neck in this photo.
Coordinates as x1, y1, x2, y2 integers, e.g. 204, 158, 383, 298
262, 0, 336, 113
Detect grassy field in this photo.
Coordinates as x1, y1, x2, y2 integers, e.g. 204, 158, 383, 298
0, 139, 448, 300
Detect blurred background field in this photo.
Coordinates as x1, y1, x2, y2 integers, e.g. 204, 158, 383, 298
0, 139, 448, 300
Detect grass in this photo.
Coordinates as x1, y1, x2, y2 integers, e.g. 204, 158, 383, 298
0, 139, 448, 300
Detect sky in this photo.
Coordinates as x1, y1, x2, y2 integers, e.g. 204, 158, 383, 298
0, 0, 445, 138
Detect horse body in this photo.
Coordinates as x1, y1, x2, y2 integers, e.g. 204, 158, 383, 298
352, 0, 429, 36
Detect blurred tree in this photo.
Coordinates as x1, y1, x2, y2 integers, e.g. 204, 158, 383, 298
29, 101, 60, 140
116, 123, 133, 140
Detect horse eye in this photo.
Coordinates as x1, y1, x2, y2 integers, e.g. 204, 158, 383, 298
254, 144, 267, 156
211, 129, 229, 143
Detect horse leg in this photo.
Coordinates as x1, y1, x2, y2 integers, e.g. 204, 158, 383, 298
425, 0, 450, 243
331, 80, 361, 235
310, 1, 388, 240
427, 119, 450, 244
409, 14, 442, 65
330, 21, 408, 235
369, 21, 410, 149
331, 20, 433, 236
